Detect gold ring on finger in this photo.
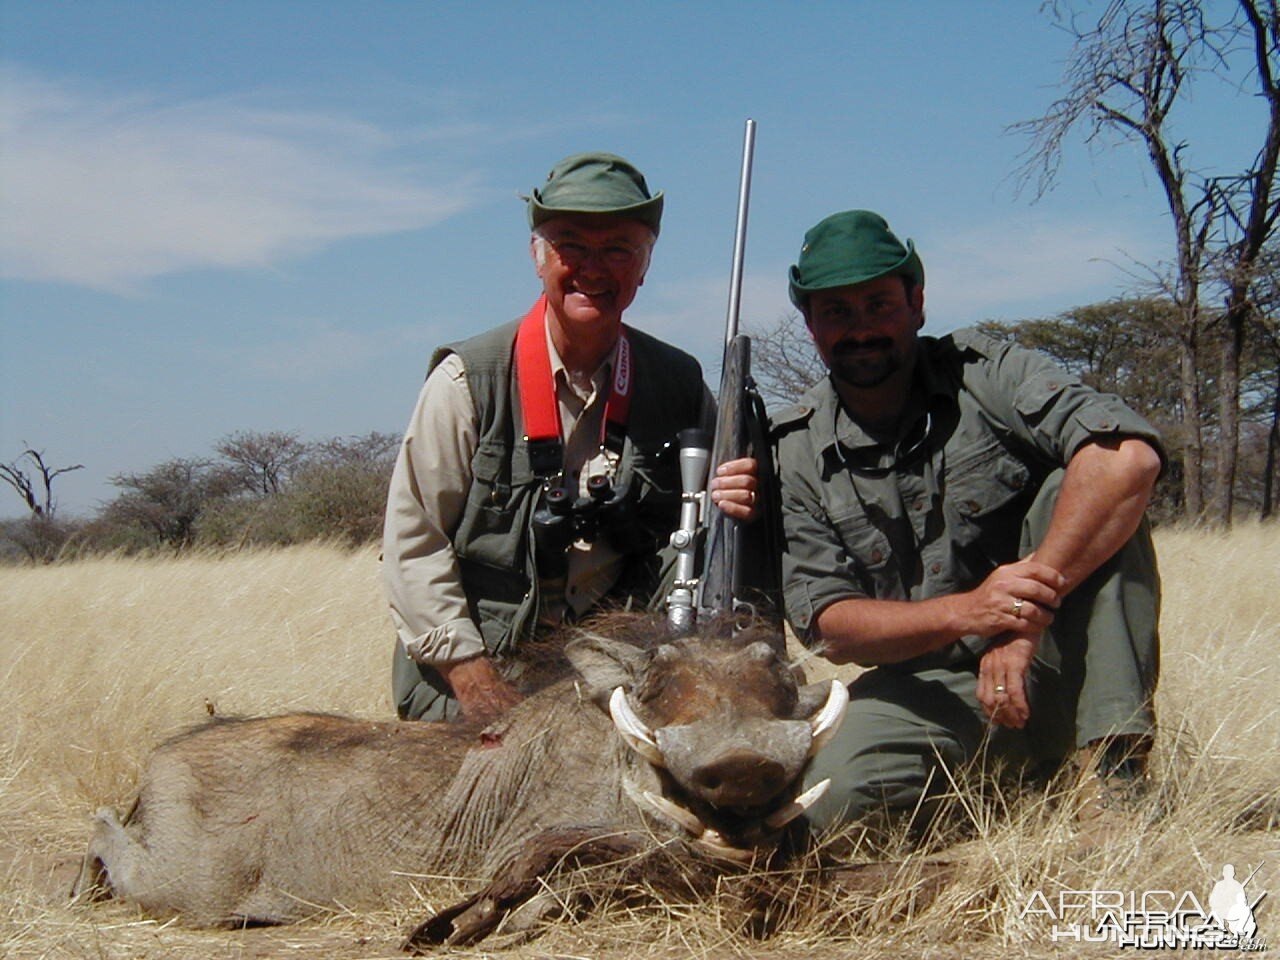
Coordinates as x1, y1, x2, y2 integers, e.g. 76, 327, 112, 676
1011, 597, 1024, 617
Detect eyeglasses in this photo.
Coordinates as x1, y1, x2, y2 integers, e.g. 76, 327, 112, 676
834, 412, 933, 477
543, 237, 646, 269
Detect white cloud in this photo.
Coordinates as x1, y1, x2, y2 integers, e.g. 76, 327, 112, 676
0, 67, 475, 292
924, 217, 1162, 326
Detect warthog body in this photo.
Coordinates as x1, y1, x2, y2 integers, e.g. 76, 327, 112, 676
75, 614, 846, 939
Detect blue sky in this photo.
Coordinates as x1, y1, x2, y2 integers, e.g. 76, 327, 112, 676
0, 1, 1264, 516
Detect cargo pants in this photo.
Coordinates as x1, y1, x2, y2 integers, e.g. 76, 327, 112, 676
801, 468, 1161, 834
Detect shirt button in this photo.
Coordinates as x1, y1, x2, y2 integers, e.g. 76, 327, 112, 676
965, 500, 981, 514
930, 562, 942, 575
870, 549, 884, 564
912, 497, 925, 512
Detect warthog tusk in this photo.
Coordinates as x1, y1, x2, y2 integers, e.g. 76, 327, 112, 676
693, 829, 756, 865
638, 793, 756, 865
808, 681, 849, 757
609, 687, 665, 768
763, 778, 831, 830
640, 790, 707, 837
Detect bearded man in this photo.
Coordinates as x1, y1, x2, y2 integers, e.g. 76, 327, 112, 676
774, 210, 1163, 838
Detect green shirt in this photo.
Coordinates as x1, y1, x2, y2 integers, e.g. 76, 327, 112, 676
773, 328, 1163, 663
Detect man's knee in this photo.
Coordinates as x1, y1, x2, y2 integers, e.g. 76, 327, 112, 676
801, 678, 973, 835
803, 741, 953, 834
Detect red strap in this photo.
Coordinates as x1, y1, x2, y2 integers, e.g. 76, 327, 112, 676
516, 297, 559, 445
515, 297, 633, 477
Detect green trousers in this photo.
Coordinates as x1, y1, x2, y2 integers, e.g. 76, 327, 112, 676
802, 469, 1161, 834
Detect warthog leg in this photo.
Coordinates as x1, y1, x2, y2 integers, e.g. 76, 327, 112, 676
402, 827, 675, 951
70, 806, 137, 905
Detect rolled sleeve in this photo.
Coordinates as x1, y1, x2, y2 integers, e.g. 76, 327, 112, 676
778, 447, 867, 645
382, 353, 486, 666
973, 336, 1166, 467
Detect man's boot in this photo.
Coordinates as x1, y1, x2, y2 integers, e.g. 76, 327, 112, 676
1071, 734, 1153, 848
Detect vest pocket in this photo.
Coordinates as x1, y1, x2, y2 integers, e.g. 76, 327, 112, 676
456, 556, 531, 655
455, 442, 534, 572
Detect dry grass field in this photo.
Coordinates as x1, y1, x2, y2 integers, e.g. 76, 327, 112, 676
1, 527, 1277, 959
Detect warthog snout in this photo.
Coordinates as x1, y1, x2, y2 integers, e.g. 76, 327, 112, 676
657, 719, 813, 810
688, 751, 788, 809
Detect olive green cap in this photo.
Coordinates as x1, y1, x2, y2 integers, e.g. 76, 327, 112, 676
527, 152, 664, 235
788, 210, 924, 308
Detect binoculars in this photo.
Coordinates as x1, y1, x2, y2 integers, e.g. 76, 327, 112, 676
531, 474, 649, 580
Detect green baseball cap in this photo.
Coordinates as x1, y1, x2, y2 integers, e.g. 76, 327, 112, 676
527, 152, 664, 235
788, 210, 924, 308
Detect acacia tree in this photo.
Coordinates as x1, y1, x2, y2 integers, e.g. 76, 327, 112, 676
215, 430, 308, 496
104, 458, 238, 548
1014, 0, 1280, 524
980, 298, 1188, 424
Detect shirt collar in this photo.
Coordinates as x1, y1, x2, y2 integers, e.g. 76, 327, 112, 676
546, 321, 618, 403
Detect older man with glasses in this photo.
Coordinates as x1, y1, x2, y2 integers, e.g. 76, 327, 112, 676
382, 152, 756, 724
773, 210, 1164, 844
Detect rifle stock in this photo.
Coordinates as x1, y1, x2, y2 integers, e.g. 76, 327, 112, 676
696, 334, 750, 618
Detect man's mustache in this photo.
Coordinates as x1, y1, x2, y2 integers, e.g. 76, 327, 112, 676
833, 336, 893, 355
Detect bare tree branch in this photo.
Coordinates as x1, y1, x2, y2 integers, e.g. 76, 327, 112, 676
1012, 0, 1279, 523
0, 449, 83, 519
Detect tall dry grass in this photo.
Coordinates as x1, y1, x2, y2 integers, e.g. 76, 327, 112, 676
1, 527, 1277, 959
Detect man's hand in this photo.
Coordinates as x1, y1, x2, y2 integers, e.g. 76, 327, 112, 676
438, 656, 523, 725
963, 558, 1064, 639
709, 457, 758, 521
977, 633, 1039, 728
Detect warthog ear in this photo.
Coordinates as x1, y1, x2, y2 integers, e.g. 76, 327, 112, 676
565, 632, 649, 708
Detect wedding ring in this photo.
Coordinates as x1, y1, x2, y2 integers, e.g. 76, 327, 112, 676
1011, 597, 1024, 617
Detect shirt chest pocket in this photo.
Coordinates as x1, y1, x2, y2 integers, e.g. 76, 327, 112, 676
942, 438, 1034, 561
826, 502, 897, 598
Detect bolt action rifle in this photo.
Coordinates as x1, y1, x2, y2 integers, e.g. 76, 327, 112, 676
666, 120, 783, 633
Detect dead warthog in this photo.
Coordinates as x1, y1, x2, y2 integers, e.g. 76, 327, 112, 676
73, 613, 847, 945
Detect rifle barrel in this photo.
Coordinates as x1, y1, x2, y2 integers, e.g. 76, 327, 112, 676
723, 118, 756, 351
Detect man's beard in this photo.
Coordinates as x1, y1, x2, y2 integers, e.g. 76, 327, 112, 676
828, 337, 901, 389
